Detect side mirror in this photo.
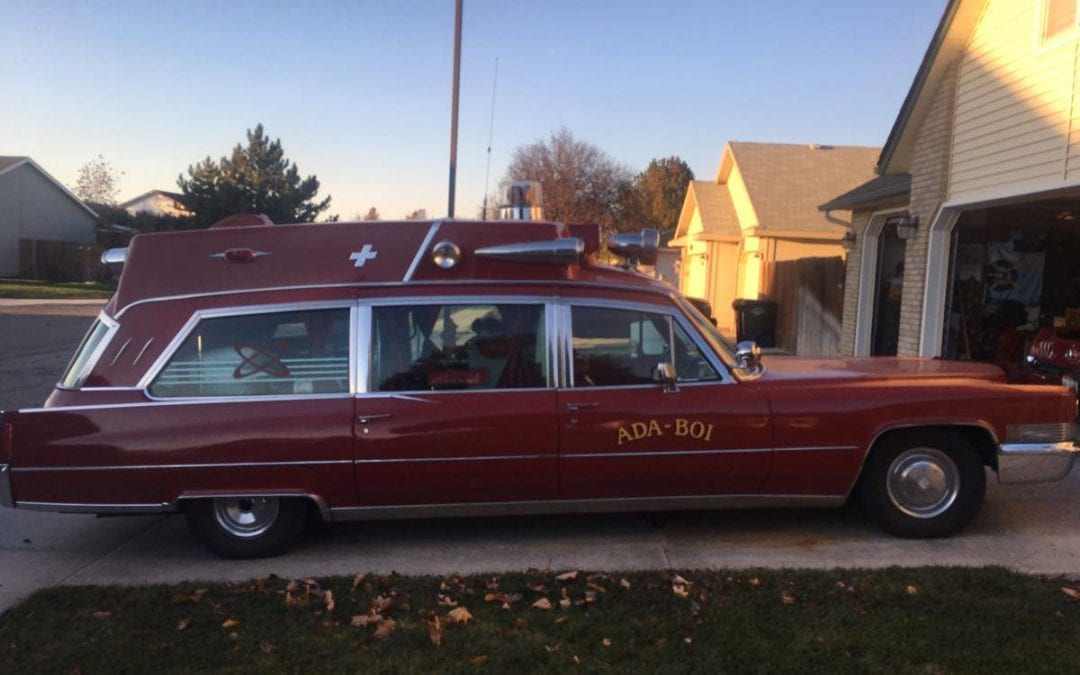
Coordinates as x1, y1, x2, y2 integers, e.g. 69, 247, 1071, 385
654, 362, 678, 392
735, 340, 762, 373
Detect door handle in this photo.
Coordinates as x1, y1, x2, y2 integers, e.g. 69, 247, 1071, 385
357, 413, 393, 424
566, 402, 600, 412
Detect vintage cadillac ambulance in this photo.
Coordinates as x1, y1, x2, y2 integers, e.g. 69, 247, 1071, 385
0, 219, 1077, 558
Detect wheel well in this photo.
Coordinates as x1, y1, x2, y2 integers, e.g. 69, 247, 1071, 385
868, 425, 999, 471
176, 494, 331, 522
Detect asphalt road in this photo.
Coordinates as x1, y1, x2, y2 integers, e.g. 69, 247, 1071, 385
1, 302, 1079, 612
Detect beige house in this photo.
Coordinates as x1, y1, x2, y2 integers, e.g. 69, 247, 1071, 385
824, 0, 1080, 378
670, 142, 879, 335
119, 190, 192, 218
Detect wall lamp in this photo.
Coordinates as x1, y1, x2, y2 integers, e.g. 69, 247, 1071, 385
840, 231, 856, 251
896, 214, 919, 240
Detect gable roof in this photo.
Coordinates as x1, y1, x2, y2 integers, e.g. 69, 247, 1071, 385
0, 156, 99, 219
727, 142, 880, 235
675, 180, 741, 240
819, 173, 912, 211
119, 189, 189, 209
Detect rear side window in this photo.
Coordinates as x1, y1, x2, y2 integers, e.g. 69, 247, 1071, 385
372, 303, 547, 391
149, 308, 350, 398
60, 318, 114, 388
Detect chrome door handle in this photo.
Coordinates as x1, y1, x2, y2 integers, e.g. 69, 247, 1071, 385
357, 413, 393, 424
566, 402, 600, 412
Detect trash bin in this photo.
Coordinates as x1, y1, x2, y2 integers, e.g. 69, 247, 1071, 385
732, 299, 778, 348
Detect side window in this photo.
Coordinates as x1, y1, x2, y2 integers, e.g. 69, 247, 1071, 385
150, 308, 350, 398
60, 317, 114, 388
372, 303, 547, 391
571, 306, 718, 387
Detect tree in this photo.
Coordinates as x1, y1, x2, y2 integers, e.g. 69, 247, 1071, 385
502, 127, 634, 232
73, 155, 122, 206
631, 157, 694, 234
362, 207, 380, 220
177, 124, 331, 227
405, 209, 428, 220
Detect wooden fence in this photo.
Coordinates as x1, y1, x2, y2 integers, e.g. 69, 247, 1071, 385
762, 256, 845, 357
19, 239, 108, 282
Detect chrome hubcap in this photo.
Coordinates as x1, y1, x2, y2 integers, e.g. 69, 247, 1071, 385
212, 497, 279, 538
886, 447, 959, 519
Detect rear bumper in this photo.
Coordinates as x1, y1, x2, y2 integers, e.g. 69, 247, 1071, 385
0, 464, 12, 508
998, 442, 1080, 484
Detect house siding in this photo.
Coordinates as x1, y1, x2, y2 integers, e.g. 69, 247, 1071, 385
839, 209, 872, 356
951, 0, 1078, 200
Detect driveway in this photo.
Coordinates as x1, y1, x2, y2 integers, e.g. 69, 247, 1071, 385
1, 302, 1079, 612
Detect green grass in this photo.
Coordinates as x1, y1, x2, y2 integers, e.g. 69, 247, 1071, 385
0, 278, 113, 299
2, 567, 1079, 673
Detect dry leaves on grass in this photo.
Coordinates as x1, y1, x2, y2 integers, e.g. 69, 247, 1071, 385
619, 578, 631, 590
1061, 586, 1080, 600
350, 573, 366, 593
446, 607, 474, 624
221, 618, 240, 629
372, 618, 396, 641
555, 571, 578, 581
172, 588, 209, 605
532, 597, 553, 610
470, 655, 489, 666
350, 612, 383, 628
905, 585, 919, 596
601, 638, 612, 648
672, 575, 691, 599
835, 581, 855, 593
176, 619, 191, 632
422, 612, 443, 647
780, 591, 796, 605
748, 577, 762, 589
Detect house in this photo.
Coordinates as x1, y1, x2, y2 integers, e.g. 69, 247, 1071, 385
822, 0, 1080, 379
669, 142, 879, 338
119, 190, 192, 218
0, 156, 99, 278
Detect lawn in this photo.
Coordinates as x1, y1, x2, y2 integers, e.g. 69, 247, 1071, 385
0, 278, 113, 300
2, 567, 1079, 674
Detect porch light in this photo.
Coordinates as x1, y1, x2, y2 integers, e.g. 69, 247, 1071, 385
896, 214, 919, 240
841, 231, 856, 251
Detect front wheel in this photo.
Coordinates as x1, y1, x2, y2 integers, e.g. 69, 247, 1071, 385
859, 431, 986, 538
184, 496, 309, 558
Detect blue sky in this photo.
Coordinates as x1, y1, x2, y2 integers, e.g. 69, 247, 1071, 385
2, 0, 945, 220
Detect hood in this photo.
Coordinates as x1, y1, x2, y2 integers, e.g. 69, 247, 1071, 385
758, 356, 1006, 383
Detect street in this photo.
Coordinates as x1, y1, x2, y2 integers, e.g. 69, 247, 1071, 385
1, 302, 1079, 612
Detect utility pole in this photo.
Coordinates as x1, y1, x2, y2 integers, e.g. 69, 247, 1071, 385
447, 0, 463, 218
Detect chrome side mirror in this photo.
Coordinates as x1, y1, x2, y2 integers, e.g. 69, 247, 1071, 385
654, 362, 677, 392
735, 340, 762, 373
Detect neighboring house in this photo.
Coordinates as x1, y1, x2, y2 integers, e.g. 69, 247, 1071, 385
0, 156, 99, 277
822, 0, 1080, 379
119, 190, 192, 217
669, 142, 878, 337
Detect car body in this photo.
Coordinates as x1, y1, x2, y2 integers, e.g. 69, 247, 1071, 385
1, 219, 1077, 557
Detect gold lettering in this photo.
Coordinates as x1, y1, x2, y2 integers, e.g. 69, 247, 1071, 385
689, 421, 706, 439
674, 418, 689, 436
648, 419, 663, 438
631, 422, 649, 440
704, 424, 714, 442
617, 427, 634, 446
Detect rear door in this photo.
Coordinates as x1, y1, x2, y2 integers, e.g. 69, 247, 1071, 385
352, 298, 559, 507
557, 301, 772, 499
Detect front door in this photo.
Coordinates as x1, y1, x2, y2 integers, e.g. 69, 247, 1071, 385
557, 303, 772, 499
354, 300, 558, 506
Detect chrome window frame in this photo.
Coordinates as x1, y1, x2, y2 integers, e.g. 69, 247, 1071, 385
56, 311, 121, 390
360, 294, 558, 395
560, 297, 735, 389
136, 300, 358, 399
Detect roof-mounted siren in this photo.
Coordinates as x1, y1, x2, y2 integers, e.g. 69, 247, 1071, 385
475, 237, 584, 265
101, 247, 127, 273
608, 229, 660, 271
498, 181, 543, 220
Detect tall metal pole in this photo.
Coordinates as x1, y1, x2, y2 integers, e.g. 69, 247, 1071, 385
447, 0, 463, 218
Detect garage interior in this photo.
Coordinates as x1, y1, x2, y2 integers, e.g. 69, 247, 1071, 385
941, 196, 1080, 382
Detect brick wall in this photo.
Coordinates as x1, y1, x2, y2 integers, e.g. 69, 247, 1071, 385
896, 62, 958, 356
838, 209, 871, 356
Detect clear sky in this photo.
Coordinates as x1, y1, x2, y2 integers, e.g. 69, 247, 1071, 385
2, 0, 946, 221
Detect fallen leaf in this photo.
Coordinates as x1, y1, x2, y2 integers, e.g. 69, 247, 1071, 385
351, 574, 366, 593
555, 615, 568, 624
555, 571, 578, 581
587, 582, 607, 594
259, 641, 274, 654
584, 590, 598, 605
485, 577, 500, 590
559, 598, 571, 609
92, 612, 111, 620
532, 597, 553, 610
470, 655, 488, 666
438, 594, 458, 607
780, 591, 796, 605
905, 585, 919, 596
172, 588, 209, 605
176, 619, 191, 632
684, 636, 693, 645
527, 583, 548, 593
672, 574, 691, 586
447, 606, 474, 624
350, 613, 382, 627
222, 618, 240, 629
601, 638, 612, 647
227, 631, 238, 640
672, 584, 689, 599
423, 613, 443, 647
619, 578, 631, 590
372, 618, 396, 641
748, 578, 762, 589
573, 655, 581, 664
1061, 587, 1080, 600
835, 581, 854, 593
323, 590, 335, 612
285, 580, 301, 593
371, 595, 394, 614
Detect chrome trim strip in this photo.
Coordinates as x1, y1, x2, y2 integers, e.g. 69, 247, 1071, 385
0, 464, 13, 508
403, 221, 441, 281
78, 386, 146, 392
354, 454, 547, 464
109, 338, 133, 367
18, 393, 354, 414
562, 448, 771, 459
998, 441, 1080, 484
329, 494, 847, 521
131, 337, 154, 367
773, 445, 860, 453
1000, 441, 1079, 453
11, 459, 352, 473
355, 304, 371, 394
16, 501, 171, 514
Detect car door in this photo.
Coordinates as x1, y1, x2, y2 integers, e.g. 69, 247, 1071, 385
557, 301, 772, 500
352, 298, 559, 507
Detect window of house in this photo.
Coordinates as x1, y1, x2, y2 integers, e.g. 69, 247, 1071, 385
1043, 0, 1077, 43
571, 306, 718, 387
149, 308, 350, 398
371, 303, 547, 391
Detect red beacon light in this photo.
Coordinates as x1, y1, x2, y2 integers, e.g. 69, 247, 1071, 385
211, 248, 270, 263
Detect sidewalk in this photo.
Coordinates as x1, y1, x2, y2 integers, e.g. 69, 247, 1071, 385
0, 299, 107, 306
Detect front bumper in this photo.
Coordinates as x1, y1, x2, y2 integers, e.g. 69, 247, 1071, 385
0, 464, 12, 508
998, 442, 1080, 484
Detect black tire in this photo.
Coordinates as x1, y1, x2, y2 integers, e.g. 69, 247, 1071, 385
184, 497, 309, 558
859, 430, 986, 538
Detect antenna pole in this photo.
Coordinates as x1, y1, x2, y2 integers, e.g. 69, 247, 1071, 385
447, 0, 463, 218
481, 57, 499, 221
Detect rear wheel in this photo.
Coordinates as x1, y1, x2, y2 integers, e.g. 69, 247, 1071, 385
859, 431, 986, 538
184, 497, 308, 558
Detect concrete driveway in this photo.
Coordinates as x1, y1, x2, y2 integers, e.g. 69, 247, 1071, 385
1, 301, 1079, 612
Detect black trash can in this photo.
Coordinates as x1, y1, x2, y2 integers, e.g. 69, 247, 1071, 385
732, 299, 778, 348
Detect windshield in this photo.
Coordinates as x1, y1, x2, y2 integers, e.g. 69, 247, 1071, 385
675, 296, 736, 363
